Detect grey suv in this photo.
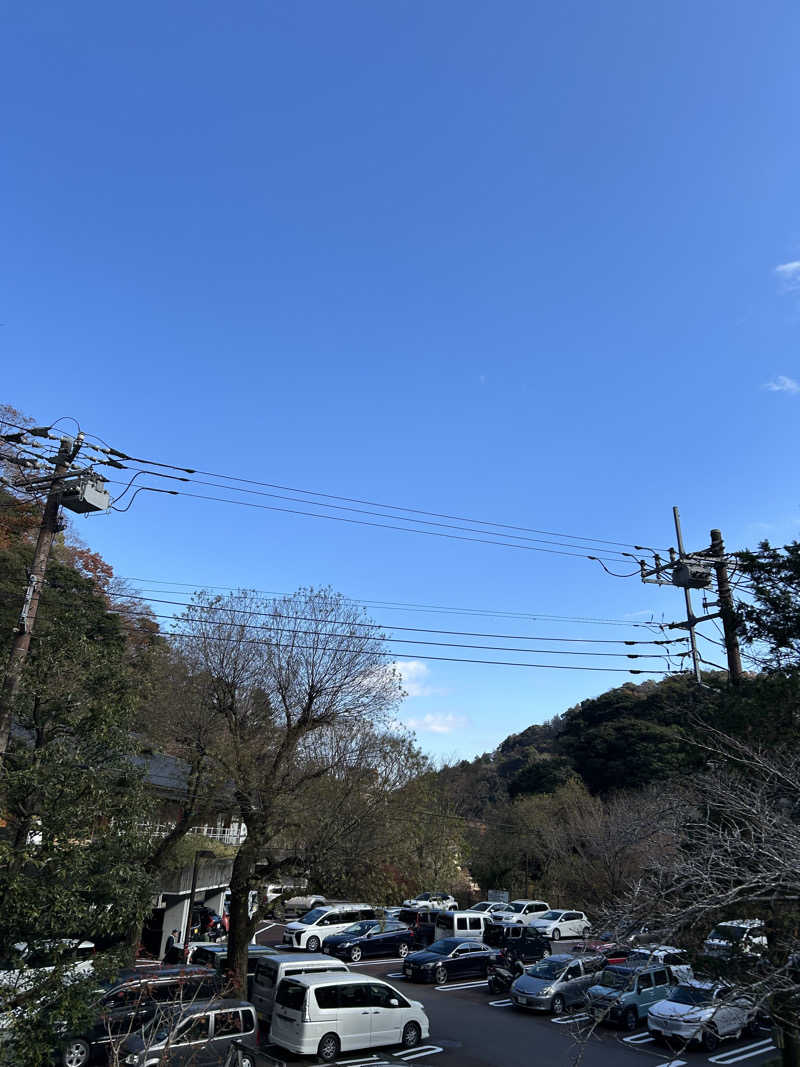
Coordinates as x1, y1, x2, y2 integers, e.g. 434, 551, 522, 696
510, 953, 606, 1015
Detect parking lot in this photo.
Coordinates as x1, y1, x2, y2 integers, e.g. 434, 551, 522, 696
256, 926, 777, 1067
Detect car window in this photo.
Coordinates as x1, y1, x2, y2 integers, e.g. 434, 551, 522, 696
275, 980, 306, 1011
339, 983, 372, 1009
255, 960, 278, 989
637, 973, 654, 991
456, 918, 468, 930
315, 986, 339, 1009
565, 964, 581, 979
368, 983, 401, 1007
213, 1010, 243, 1037
150, 981, 182, 1003
104, 985, 148, 1009
176, 1014, 210, 1043
652, 969, 668, 987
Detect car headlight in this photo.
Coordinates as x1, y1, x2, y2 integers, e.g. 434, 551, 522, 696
124, 1056, 140, 1065
341, 942, 352, 948
539, 986, 553, 996
423, 961, 437, 968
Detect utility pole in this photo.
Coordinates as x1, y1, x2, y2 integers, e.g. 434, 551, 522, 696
709, 528, 743, 685
0, 434, 84, 755
639, 509, 743, 687
673, 507, 702, 684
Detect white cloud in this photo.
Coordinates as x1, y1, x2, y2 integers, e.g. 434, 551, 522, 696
776, 261, 800, 292
392, 660, 443, 698
405, 712, 468, 735
763, 375, 800, 395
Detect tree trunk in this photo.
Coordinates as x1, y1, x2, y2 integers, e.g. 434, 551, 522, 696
226, 835, 260, 997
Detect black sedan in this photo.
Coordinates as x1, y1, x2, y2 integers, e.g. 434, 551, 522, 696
402, 938, 493, 984
322, 920, 416, 963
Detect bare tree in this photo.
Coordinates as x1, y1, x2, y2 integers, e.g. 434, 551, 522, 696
171, 586, 403, 993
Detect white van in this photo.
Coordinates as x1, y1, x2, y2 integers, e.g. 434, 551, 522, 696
251, 952, 349, 1020
269, 971, 430, 1063
433, 910, 493, 940
283, 904, 376, 952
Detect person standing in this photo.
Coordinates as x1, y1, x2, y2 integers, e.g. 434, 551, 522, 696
162, 928, 181, 964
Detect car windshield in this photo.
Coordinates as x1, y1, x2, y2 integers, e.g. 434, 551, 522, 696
299, 908, 328, 925
469, 903, 490, 912
416, 894, 431, 901
427, 939, 460, 955
539, 911, 563, 921
598, 969, 634, 991
670, 985, 715, 1006
505, 903, 524, 914
342, 922, 376, 936
628, 950, 662, 966
525, 960, 565, 980
709, 925, 747, 941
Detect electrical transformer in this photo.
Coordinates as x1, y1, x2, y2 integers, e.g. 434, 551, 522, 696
672, 560, 712, 589
61, 473, 111, 514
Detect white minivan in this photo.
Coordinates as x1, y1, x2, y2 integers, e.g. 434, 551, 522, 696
433, 910, 493, 940
251, 952, 349, 1021
283, 904, 376, 952
269, 972, 430, 1063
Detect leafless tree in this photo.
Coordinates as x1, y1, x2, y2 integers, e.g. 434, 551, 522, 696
170, 586, 404, 993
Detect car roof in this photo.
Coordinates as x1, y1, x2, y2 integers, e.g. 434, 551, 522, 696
630, 945, 684, 955
105, 965, 213, 987
165, 997, 253, 1014
713, 919, 764, 928
546, 954, 577, 964
282, 971, 392, 988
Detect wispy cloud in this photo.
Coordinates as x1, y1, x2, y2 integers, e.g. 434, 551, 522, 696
775, 261, 800, 292
405, 712, 468, 735
393, 660, 443, 698
763, 375, 800, 395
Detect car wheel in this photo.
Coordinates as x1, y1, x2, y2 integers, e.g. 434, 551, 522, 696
350, 946, 362, 963
551, 929, 561, 941
701, 1026, 719, 1052
402, 1022, 421, 1050
582, 927, 590, 939
62, 1040, 90, 1067
398, 942, 409, 958
542, 946, 551, 957
306, 936, 321, 953
623, 1007, 638, 1032
435, 964, 448, 985
488, 976, 499, 994
745, 1016, 761, 1038
317, 1032, 340, 1063
241, 1057, 255, 1067
551, 995, 566, 1016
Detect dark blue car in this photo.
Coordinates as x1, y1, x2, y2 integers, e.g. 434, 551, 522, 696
322, 920, 416, 963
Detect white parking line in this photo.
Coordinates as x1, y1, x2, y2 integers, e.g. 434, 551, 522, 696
708, 1039, 775, 1065
435, 979, 487, 991
386, 972, 406, 978
256, 922, 276, 934
394, 1047, 444, 1061
335, 1056, 383, 1065
622, 1032, 655, 1045
352, 958, 404, 966
550, 1012, 591, 1025
489, 998, 512, 1008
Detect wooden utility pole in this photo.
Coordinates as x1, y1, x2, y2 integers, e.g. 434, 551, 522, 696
709, 528, 743, 685
0, 434, 83, 755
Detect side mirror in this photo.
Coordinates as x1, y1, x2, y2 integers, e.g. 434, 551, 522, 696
389, 998, 399, 1007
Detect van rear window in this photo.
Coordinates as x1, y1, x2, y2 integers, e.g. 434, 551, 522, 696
255, 959, 278, 989
275, 979, 306, 1012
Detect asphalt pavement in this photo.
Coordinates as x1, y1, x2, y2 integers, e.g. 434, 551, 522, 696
255, 925, 777, 1067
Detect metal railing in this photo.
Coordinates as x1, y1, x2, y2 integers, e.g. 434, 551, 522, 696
139, 821, 248, 846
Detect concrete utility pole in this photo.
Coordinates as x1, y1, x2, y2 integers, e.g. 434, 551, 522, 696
709, 528, 743, 685
0, 434, 84, 755
673, 507, 702, 685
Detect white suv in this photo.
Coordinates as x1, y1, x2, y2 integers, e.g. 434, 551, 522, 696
529, 910, 590, 940
490, 900, 550, 926
284, 905, 376, 952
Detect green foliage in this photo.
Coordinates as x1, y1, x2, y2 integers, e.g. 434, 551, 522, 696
737, 539, 800, 670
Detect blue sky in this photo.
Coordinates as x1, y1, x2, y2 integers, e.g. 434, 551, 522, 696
2, 1, 799, 760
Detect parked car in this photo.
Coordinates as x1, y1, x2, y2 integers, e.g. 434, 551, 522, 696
484, 922, 552, 968
402, 892, 457, 910
490, 900, 550, 926
0, 941, 95, 997
251, 953, 348, 1021
647, 980, 761, 1052
56, 966, 221, 1067
119, 997, 259, 1066
581, 932, 632, 964
402, 938, 493, 985
396, 908, 440, 948
283, 905, 377, 952
702, 920, 768, 960
529, 910, 591, 941
509, 953, 606, 1015
281, 891, 327, 916
189, 944, 279, 998
433, 910, 495, 941
626, 945, 693, 982
269, 972, 429, 1063
323, 920, 416, 963
467, 901, 511, 916
587, 961, 682, 1032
